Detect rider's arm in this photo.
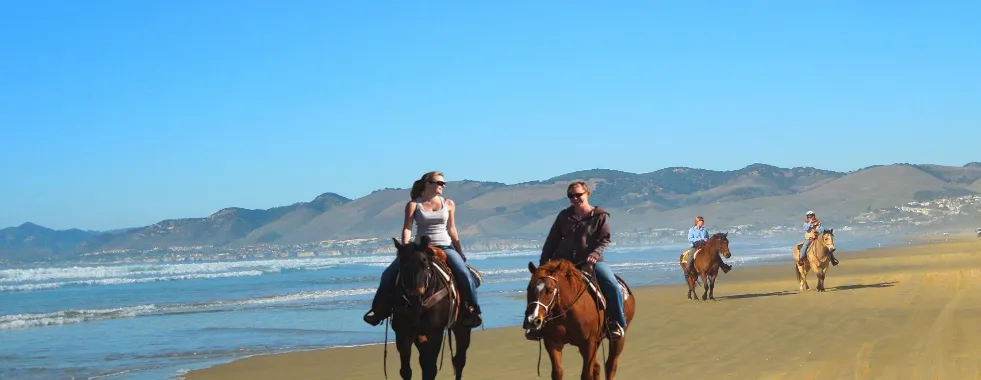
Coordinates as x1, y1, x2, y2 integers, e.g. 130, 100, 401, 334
401, 201, 416, 245
687, 228, 698, 245
539, 213, 562, 265
445, 199, 465, 258
587, 214, 611, 263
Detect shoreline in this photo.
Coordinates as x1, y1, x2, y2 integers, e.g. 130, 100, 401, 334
185, 237, 980, 380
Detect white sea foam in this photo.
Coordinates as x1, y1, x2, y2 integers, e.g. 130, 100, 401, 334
0, 287, 375, 330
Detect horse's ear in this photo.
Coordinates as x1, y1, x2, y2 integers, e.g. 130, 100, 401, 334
528, 261, 536, 274
724, 232, 729, 237
419, 235, 431, 247
392, 237, 402, 250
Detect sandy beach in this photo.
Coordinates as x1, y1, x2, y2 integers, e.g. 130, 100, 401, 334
187, 238, 981, 379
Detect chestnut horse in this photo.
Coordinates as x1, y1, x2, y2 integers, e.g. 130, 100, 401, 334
389, 236, 473, 380
524, 259, 636, 380
793, 229, 836, 292
684, 232, 732, 301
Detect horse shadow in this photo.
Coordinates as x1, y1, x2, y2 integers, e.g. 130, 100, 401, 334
715, 290, 795, 300
715, 281, 898, 300
828, 281, 898, 291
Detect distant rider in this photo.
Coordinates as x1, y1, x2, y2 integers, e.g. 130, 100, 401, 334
685, 216, 731, 273
799, 211, 839, 267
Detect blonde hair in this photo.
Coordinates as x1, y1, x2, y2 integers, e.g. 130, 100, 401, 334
694, 216, 704, 225
410, 171, 444, 200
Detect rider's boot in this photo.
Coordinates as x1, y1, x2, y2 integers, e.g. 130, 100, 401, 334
362, 293, 392, 326
830, 252, 840, 266
525, 328, 543, 341
607, 319, 625, 340
460, 303, 482, 328
720, 260, 732, 273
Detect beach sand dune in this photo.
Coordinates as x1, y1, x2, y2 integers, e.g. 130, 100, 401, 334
188, 239, 981, 379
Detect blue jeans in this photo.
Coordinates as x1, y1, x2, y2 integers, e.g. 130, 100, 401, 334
377, 246, 480, 310
594, 261, 626, 328
800, 239, 812, 259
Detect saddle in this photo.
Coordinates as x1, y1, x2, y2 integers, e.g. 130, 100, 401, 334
579, 269, 631, 311
680, 247, 703, 265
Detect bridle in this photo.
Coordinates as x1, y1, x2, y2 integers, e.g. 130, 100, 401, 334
527, 273, 588, 325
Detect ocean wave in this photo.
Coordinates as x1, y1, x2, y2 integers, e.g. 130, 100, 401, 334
0, 287, 375, 331
0, 271, 265, 292
0, 258, 382, 285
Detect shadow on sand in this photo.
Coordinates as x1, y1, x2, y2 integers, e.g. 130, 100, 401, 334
715, 290, 795, 300
828, 281, 898, 291
715, 281, 899, 300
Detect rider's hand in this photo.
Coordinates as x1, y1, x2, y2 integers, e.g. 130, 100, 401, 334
587, 256, 598, 264
459, 252, 467, 262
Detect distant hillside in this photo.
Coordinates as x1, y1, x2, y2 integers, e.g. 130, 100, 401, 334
4, 162, 981, 261
80, 192, 351, 252
1, 223, 97, 261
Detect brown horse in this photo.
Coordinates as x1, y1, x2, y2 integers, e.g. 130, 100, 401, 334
683, 232, 732, 301
524, 259, 635, 380
389, 236, 473, 380
793, 229, 836, 292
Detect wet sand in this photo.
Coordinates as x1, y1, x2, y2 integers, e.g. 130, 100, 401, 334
187, 238, 981, 379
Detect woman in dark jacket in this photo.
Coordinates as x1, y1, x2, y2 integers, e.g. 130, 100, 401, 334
537, 180, 626, 339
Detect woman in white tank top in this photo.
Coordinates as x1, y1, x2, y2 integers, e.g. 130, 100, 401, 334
363, 171, 483, 328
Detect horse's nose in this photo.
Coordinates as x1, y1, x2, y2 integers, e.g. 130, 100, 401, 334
532, 318, 543, 329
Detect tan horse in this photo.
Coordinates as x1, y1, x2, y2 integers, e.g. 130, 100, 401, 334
793, 229, 836, 292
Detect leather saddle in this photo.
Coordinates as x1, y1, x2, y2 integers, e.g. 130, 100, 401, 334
579, 269, 631, 311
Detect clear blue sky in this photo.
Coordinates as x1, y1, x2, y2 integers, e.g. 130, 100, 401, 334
1, 1, 978, 231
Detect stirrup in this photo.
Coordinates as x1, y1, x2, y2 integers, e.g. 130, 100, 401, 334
608, 321, 624, 339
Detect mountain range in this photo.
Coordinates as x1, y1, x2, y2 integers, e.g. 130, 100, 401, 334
5, 162, 981, 262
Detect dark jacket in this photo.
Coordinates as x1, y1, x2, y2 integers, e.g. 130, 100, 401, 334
539, 206, 612, 266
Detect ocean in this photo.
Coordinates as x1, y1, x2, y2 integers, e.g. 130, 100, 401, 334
0, 235, 901, 379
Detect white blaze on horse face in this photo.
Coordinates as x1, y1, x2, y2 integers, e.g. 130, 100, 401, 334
526, 281, 547, 323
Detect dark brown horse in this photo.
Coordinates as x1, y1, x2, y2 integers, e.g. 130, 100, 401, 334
684, 232, 732, 301
524, 259, 636, 380
389, 236, 472, 380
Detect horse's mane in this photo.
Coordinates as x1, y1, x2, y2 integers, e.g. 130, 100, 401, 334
710, 232, 727, 240
820, 228, 834, 235
534, 259, 578, 278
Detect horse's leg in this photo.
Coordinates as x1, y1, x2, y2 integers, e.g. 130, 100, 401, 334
578, 343, 599, 380
605, 334, 626, 379
395, 329, 414, 380
709, 271, 718, 300
416, 330, 443, 380
545, 340, 564, 380
451, 327, 472, 380
817, 261, 828, 292
685, 271, 695, 300
700, 270, 709, 301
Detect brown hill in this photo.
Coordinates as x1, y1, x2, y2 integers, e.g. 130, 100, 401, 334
6, 162, 980, 260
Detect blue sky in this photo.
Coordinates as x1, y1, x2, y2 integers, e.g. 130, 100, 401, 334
1, 1, 978, 230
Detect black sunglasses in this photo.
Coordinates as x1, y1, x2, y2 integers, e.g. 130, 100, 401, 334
567, 192, 585, 199
428, 180, 447, 187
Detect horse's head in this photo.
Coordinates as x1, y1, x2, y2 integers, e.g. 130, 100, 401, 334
820, 229, 836, 253
392, 236, 435, 300
711, 232, 732, 258
523, 260, 574, 331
